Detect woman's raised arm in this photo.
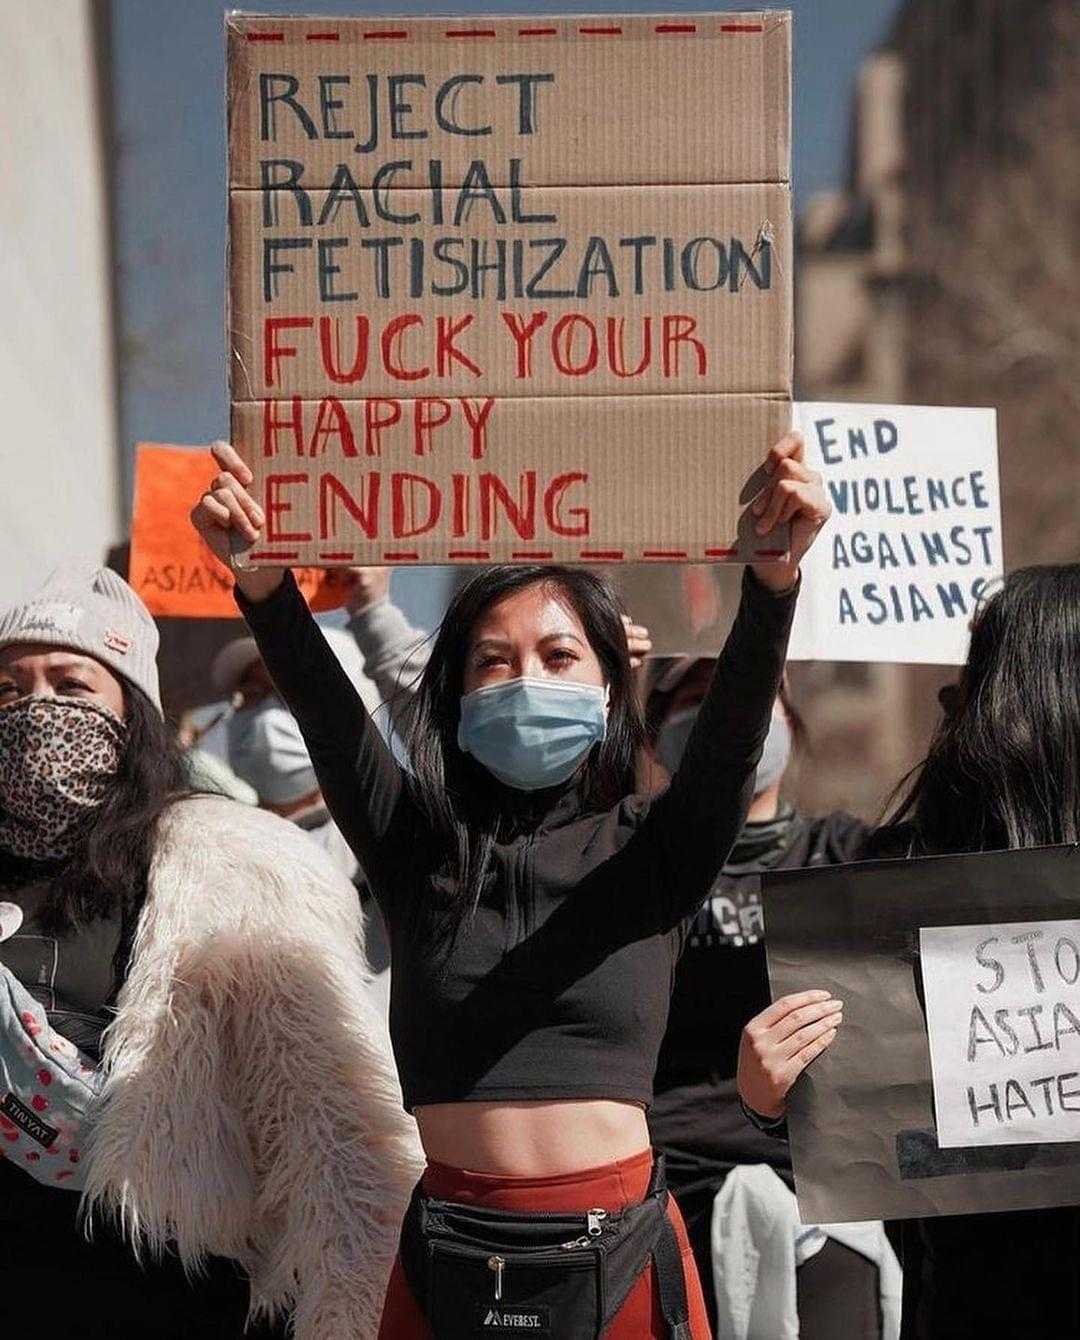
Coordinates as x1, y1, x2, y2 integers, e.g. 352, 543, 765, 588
636, 433, 830, 923
190, 442, 412, 874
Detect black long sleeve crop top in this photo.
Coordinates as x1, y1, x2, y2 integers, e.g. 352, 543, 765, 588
238, 568, 797, 1112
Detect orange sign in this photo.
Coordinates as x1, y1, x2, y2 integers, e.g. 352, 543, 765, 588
129, 443, 352, 618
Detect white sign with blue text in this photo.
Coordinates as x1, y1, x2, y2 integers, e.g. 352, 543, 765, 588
788, 403, 1001, 664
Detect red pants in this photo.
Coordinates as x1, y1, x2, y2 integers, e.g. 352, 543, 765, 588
377, 1149, 712, 1338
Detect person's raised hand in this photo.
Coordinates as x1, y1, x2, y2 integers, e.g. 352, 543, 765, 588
344, 566, 391, 615
736, 989, 843, 1119
190, 441, 284, 602
749, 432, 830, 593
621, 614, 652, 669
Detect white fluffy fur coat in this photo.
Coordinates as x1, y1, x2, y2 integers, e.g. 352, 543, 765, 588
82, 795, 423, 1338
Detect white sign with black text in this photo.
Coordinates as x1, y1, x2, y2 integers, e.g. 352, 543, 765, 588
920, 920, 1080, 1148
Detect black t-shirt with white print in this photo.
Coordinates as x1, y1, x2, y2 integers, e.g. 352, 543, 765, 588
650, 805, 869, 1189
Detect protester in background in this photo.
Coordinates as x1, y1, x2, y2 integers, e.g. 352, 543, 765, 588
215, 566, 429, 864
0, 565, 420, 1339
191, 433, 830, 1339
216, 627, 372, 882
645, 663, 899, 1338
738, 564, 1080, 1340
177, 708, 258, 804
214, 567, 429, 988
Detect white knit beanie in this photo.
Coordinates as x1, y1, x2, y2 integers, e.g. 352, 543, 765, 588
0, 564, 162, 713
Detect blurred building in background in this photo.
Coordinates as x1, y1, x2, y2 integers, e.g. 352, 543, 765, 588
791, 0, 1079, 819
0, 2, 122, 603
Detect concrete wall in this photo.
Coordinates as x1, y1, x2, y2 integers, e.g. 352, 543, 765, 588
0, 0, 120, 604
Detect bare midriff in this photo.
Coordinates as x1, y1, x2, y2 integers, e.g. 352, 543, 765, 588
415, 1099, 651, 1176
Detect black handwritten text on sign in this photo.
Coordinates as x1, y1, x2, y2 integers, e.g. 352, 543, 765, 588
921, 920, 1080, 1147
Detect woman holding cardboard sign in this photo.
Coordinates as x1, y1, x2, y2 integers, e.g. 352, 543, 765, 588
191, 432, 830, 1339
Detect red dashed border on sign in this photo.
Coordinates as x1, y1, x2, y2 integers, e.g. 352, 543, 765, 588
237, 14, 773, 569
244, 21, 764, 44
239, 548, 784, 565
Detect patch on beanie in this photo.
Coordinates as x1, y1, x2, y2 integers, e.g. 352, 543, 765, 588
103, 628, 132, 654
16, 603, 83, 641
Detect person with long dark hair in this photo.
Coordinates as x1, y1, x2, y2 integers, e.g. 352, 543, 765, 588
0, 565, 257, 1332
737, 564, 1080, 1339
191, 434, 832, 1338
0, 566, 421, 1339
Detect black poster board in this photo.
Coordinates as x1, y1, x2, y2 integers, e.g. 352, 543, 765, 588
764, 844, 1080, 1222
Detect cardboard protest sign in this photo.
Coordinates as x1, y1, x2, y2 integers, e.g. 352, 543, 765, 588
788, 403, 1002, 664
764, 845, 1080, 1222
226, 12, 793, 566
611, 563, 744, 658
129, 443, 351, 617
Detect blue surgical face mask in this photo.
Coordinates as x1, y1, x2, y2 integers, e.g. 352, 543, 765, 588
457, 677, 608, 792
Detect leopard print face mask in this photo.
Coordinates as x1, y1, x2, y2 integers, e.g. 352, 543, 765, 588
0, 696, 126, 862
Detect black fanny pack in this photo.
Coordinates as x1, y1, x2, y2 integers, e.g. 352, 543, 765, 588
398, 1153, 692, 1339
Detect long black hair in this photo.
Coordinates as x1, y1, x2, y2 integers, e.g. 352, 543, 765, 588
884, 564, 1080, 854
0, 684, 191, 981
404, 564, 643, 948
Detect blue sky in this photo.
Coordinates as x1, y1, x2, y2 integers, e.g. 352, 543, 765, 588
109, 0, 904, 624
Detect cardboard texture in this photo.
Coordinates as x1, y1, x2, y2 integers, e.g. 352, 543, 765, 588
765, 846, 1080, 1223
231, 394, 790, 565
129, 443, 350, 616
227, 14, 791, 188
230, 184, 791, 400
227, 12, 793, 566
613, 563, 744, 658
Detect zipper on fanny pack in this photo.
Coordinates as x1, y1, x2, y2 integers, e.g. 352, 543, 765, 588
425, 1195, 619, 1227
432, 1206, 612, 1303
490, 1243, 604, 1302
476, 1244, 599, 1302
560, 1208, 609, 1251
